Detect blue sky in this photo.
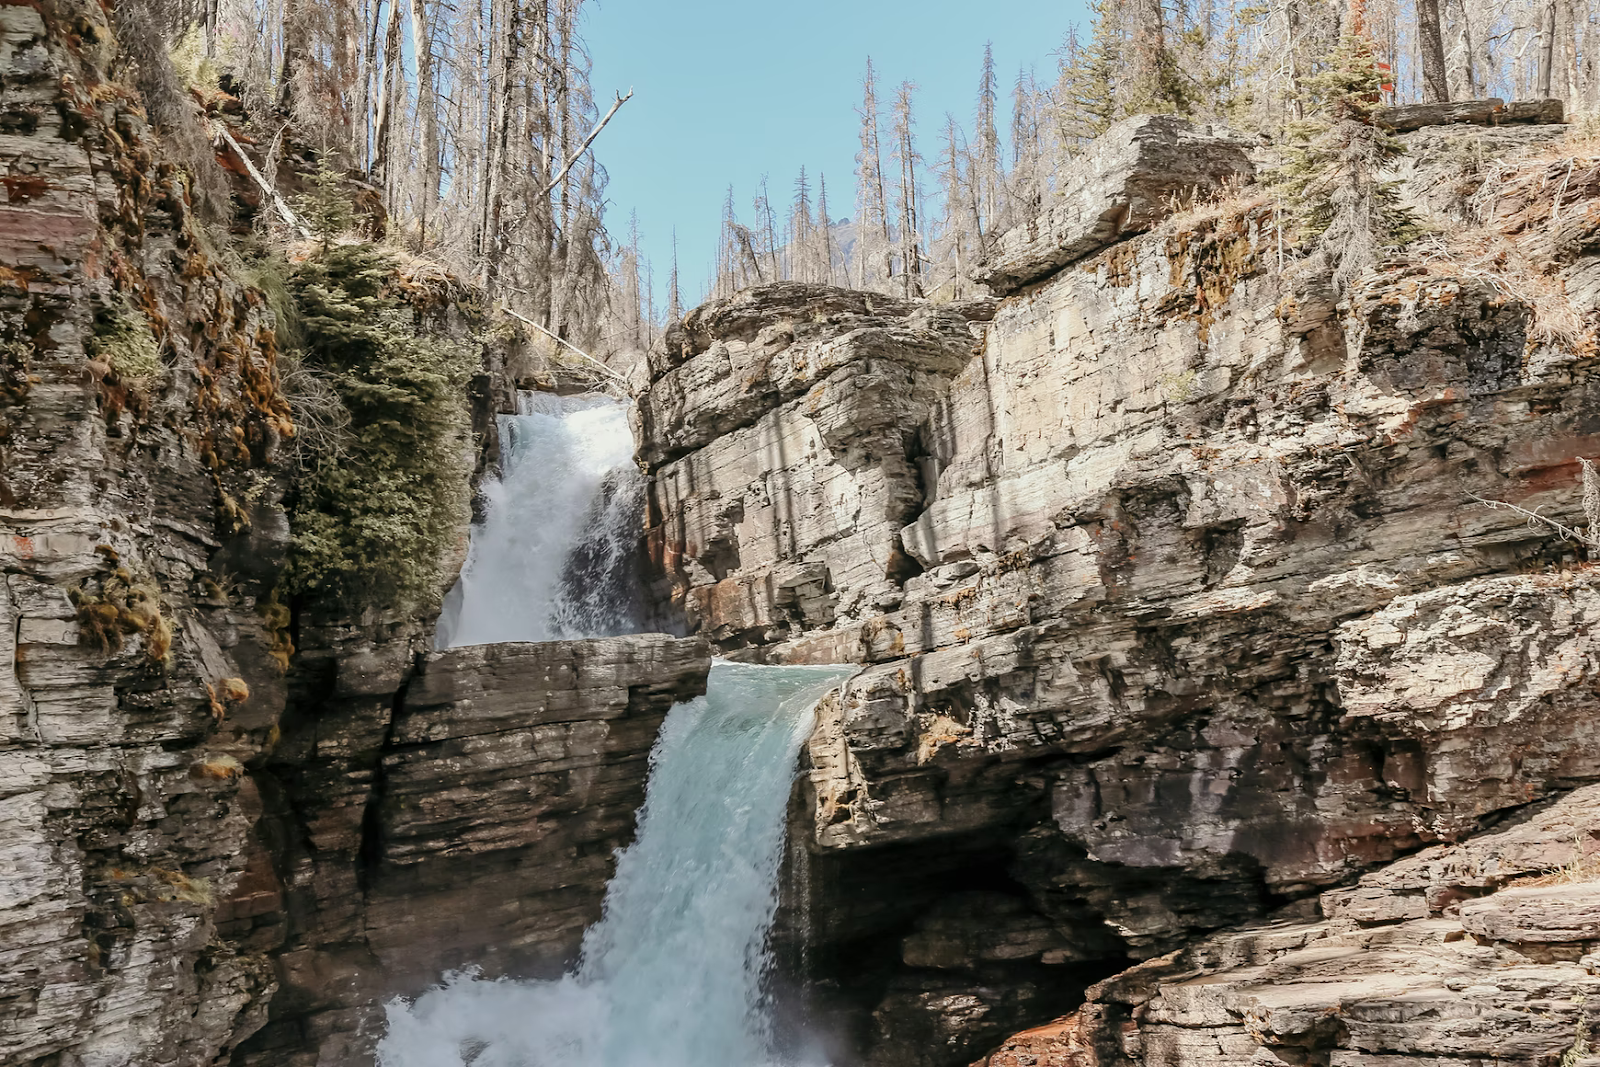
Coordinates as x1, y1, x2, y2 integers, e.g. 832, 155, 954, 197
584, 0, 1090, 308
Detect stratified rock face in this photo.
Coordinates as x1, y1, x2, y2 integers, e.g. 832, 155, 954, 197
976, 785, 1600, 1067
970, 115, 1255, 297
635, 114, 1600, 1066
0, 9, 710, 1067
638, 282, 985, 651
1, 4, 295, 1063
232, 634, 710, 1066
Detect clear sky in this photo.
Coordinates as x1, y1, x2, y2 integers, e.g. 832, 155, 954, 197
584, 0, 1091, 308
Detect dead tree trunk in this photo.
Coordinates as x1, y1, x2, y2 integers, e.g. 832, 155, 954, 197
1416, 0, 1451, 102
1538, 0, 1558, 98
408, 0, 441, 243
371, 0, 405, 189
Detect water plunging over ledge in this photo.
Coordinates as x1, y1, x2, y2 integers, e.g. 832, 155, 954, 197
376, 660, 853, 1067
435, 392, 646, 649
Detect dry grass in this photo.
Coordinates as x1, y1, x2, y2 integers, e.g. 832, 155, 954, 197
1157, 177, 1273, 237
1513, 831, 1600, 888
1402, 131, 1600, 350
1406, 228, 1591, 348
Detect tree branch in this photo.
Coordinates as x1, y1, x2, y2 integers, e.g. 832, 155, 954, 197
541, 88, 634, 196
498, 305, 627, 384
1466, 492, 1597, 547
213, 122, 313, 240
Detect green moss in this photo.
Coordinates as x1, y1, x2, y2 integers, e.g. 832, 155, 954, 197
281, 244, 474, 609
89, 304, 163, 381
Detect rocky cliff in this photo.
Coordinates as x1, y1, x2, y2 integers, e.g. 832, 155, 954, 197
0, 6, 711, 1065
9, 3, 1600, 1063
634, 109, 1600, 1065
2, 2, 296, 1060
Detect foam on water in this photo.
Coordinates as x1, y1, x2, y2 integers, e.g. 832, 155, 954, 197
436, 392, 644, 649
375, 661, 852, 1067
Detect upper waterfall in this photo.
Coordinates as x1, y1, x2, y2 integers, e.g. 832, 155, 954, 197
436, 392, 646, 649
375, 660, 854, 1067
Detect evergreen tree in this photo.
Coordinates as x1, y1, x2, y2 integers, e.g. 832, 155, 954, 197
1057, 4, 1120, 150
1274, 33, 1420, 285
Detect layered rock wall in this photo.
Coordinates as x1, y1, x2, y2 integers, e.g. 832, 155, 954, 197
0, 7, 713, 1065
233, 634, 710, 1066
1, 2, 295, 1061
635, 109, 1600, 1066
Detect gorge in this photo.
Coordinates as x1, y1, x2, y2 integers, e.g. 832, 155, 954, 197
7, 2, 1600, 1067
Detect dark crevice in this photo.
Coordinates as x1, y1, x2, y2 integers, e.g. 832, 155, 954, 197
356, 654, 419, 900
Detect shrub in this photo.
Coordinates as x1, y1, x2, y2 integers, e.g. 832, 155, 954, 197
282, 244, 474, 610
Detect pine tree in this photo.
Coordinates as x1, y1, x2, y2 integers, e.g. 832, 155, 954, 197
816, 172, 838, 286
791, 166, 814, 282
754, 176, 781, 281
973, 43, 1003, 240
1274, 32, 1419, 286
667, 229, 683, 322
856, 57, 895, 292
936, 115, 973, 299
1123, 0, 1193, 114
1058, 4, 1121, 149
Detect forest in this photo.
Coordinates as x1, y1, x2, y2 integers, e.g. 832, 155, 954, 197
134, 0, 1600, 361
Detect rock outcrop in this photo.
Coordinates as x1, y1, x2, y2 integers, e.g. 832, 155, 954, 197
970, 115, 1254, 297
1, 3, 295, 1062
634, 110, 1600, 1066
233, 634, 710, 1066
0, 7, 712, 1065
976, 784, 1600, 1066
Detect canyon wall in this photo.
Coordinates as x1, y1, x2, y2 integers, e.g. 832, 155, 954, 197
635, 110, 1600, 1065
1, 3, 295, 1060
8, 3, 1600, 1063
0, 6, 712, 1065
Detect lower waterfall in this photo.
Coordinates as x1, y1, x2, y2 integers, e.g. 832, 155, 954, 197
376, 660, 853, 1067
435, 392, 645, 649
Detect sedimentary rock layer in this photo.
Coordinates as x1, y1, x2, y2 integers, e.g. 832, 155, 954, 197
1, 3, 294, 1062
976, 785, 1600, 1066
634, 109, 1600, 1066
232, 633, 711, 1066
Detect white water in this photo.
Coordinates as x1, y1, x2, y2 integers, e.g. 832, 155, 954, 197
376, 660, 853, 1067
436, 392, 644, 649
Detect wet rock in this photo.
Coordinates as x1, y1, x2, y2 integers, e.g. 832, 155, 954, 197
636, 115, 1600, 1067
234, 633, 711, 1066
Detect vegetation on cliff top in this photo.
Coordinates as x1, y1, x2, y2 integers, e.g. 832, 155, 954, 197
278, 241, 474, 609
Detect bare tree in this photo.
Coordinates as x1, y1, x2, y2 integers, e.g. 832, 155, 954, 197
890, 81, 924, 298
1417, 0, 1451, 101
855, 57, 895, 292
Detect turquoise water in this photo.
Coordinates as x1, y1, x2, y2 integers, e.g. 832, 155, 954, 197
376, 660, 853, 1067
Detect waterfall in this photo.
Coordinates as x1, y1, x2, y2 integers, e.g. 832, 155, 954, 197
435, 392, 645, 649
375, 660, 853, 1067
